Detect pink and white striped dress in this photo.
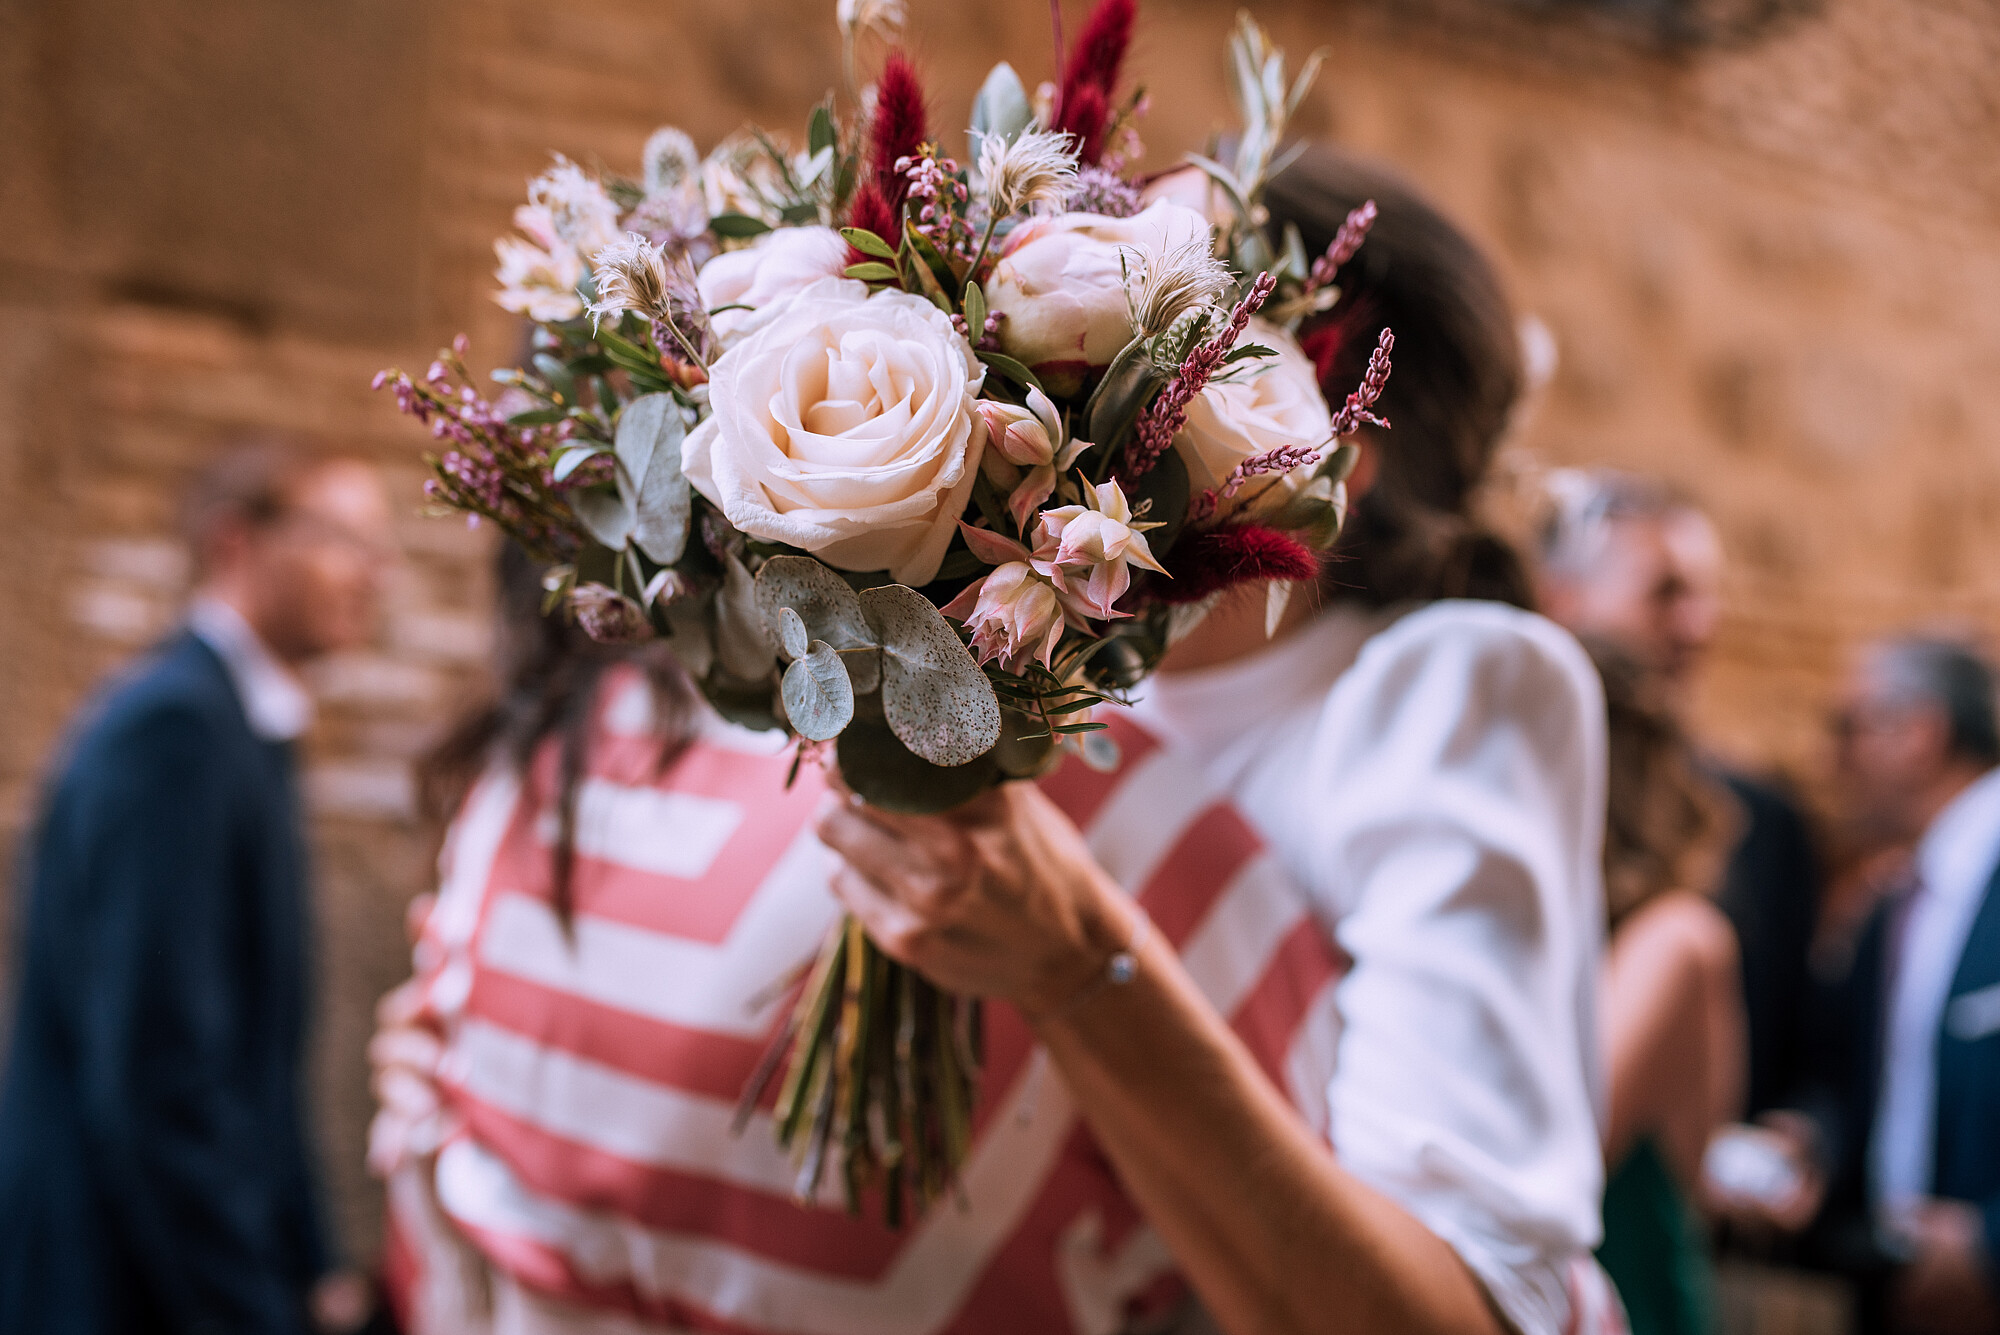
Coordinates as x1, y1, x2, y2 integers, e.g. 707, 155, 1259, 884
383, 601, 1626, 1335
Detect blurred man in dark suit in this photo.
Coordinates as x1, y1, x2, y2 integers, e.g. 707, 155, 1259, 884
1538, 469, 1822, 1117
0, 445, 393, 1334
1793, 636, 2000, 1335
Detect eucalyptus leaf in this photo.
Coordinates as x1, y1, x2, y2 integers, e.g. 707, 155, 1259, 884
716, 551, 778, 680
570, 488, 634, 549
969, 61, 1033, 155
860, 584, 1001, 768
782, 641, 856, 741
617, 394, 690, 563
754, 556, 876, 653
551, 444, 606, 482
844, 646, 882, 697
775, 605, 810, 660
991, 706, 1060, 779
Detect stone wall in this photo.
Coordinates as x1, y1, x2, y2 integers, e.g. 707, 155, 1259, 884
4, 0, 1997, 1266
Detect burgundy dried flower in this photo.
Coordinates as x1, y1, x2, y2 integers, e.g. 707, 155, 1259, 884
1055, 0, 1136, 163
1155, 524, 1319, 604
869, 52, 929, 222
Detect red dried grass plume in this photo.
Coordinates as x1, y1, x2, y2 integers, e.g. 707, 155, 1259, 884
1054, 0, 1135, 163
869, 52, 929, 218
1155, 524, 1320, 604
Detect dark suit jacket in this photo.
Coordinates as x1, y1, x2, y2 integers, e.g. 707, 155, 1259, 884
1804, 855, 2000, 1276
1711, 768, 1822, 1117
0, 631, 329, 1334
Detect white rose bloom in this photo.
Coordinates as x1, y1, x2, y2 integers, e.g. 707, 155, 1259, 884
682, 279, 988, 585
1176, 320, 1334, 517
983, 201, 1210, 383
695, 226, 853, 344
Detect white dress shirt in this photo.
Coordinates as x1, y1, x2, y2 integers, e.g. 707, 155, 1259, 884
1869, 763, 2000, 1221
1130, 600, 1609, 1335
187, 595, 315, 743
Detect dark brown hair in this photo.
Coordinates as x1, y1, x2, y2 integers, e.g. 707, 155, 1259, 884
1588, 638, 1735, 928
419, 542, 698, 921
1264, 148, 1534, 609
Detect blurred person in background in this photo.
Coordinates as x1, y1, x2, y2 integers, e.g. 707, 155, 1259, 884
1585, 643, 1745, 1335
1538, 470, 1822, 1124
0, 444, 394, 1335
1745, 636, 2000, 1335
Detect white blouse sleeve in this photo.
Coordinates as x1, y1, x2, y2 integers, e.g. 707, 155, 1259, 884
1298, 602, 1608, 1335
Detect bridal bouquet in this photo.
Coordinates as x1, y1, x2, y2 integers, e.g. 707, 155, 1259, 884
379, 0, 1389, 1224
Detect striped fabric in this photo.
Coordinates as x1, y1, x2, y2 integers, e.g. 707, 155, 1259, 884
388, 667, 1619, 1335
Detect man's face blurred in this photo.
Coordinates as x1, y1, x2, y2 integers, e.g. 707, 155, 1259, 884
1546, 510, 1722, 689
239, 461, 394, 663
1831, 660, 1951, 845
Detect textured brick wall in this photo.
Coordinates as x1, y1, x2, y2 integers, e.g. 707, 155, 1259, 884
4, 0, 1998, 1266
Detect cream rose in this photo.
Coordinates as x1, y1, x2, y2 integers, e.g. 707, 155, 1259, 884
682, 278, 987, 585
1176, 320, 1333, 517
983, 201, 1210, 383
695, 226, 852, 344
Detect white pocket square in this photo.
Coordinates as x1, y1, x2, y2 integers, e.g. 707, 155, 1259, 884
1946, 981, 2000, 1042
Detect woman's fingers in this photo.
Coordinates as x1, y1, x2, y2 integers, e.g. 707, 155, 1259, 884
815, 795, 968, 914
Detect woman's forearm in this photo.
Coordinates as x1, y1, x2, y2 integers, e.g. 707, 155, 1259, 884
1032, 925, 1506, 1335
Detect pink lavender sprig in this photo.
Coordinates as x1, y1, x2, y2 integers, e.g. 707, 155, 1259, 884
896, 145, 975, 261
1186, 326, 1394, 525
1123, 271, 1277, 479
1328, 327, 1395, 436
1306, 200, 1377, 291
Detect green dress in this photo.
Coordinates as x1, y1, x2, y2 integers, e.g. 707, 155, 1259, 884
1596, 1138, 1718, 1335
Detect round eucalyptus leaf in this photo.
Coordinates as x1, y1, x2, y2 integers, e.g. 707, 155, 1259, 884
754, 556, 876, 652
774, 605, 810, 661
782, 641, 856, 741
859, 584, 1002, 768
570, 488, 634, 550
844, 646, 882, 697
836, 718, 999, 814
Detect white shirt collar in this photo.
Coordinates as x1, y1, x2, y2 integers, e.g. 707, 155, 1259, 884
1916, 764, 2000, 908
187, 595, 315, 742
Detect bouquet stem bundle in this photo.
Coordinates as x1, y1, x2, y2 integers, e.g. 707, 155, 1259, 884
740, 919, 980, 1224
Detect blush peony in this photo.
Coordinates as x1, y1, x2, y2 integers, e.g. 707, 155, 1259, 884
982, 201, 1210, 387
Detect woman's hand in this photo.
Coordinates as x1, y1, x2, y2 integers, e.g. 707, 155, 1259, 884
813, 779, 1140, 1020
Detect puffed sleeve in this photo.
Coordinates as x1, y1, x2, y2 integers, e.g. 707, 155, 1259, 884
1298, 603, 1608, 1335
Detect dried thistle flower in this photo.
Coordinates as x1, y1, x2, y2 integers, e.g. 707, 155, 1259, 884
587, 233, 710, 365
586, 233, 675, 329
1125, 234, 1233, 340
975, 128, 1080, 219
